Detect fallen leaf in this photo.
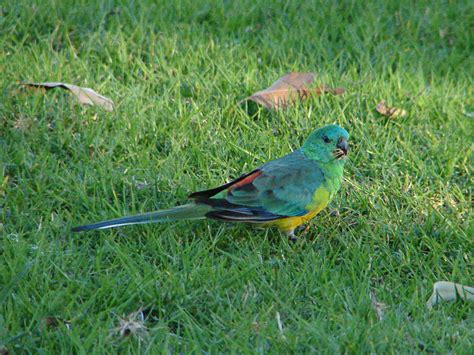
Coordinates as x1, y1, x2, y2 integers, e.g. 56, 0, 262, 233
113, 309, 148, 340
22, 82, 114, 111
370, 291, 387, 321
376, 100, 406, 118
245, 73, 344, 109
426, 281, 474, 309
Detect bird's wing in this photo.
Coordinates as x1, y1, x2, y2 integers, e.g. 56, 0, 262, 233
190, 150, 325, 222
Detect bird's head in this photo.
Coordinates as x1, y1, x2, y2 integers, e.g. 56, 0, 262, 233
302, 124, 350, 163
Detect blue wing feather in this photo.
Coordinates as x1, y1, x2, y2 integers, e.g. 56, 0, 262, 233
190, 149, 325, 222
225, 150, 324, 217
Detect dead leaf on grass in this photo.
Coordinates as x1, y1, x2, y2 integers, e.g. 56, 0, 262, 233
113, 309, 149, 340
376, 100, 406, 118
245, 72, 345, 109
370, 291, 387, 321
426, 281, 474, 309
22, 82, 114, 111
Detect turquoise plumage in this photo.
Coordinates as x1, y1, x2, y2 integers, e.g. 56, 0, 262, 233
72, 124, 349, 240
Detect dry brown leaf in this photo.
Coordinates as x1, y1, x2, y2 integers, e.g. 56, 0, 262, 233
23, 82, 114, 111
376, 100, 406, 118
246, 72, 344, 109
426, 281, 474, 309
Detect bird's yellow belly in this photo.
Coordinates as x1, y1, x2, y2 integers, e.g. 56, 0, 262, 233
267, 209, 320, 232
262, 186, 331, 232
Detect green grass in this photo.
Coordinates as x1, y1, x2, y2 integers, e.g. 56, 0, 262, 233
1, 0, 473, 352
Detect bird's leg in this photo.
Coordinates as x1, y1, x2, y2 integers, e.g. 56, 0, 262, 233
286, 229, 297, 243
300, 224, 311, 237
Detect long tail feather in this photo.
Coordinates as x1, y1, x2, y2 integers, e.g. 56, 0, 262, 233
72, 203, 210, 232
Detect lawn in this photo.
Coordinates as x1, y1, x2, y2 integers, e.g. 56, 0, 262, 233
1, 0, 473, 352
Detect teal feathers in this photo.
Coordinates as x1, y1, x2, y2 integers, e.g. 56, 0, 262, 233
72, 124, 349, 234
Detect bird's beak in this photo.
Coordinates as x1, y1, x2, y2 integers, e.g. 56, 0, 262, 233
334, 138, 349, 159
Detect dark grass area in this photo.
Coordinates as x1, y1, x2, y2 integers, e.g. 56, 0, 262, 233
1, 0, 473, 352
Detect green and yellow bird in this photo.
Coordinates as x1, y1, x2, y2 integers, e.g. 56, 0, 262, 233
72, 124, 349, 240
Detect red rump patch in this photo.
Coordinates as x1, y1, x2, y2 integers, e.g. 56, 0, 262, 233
229, 170, 262, 190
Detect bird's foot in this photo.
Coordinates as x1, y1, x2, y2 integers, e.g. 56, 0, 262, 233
286, 230, 297, 243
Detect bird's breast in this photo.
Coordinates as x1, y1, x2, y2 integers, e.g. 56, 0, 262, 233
264, 186, 332, 232
305, 186, 331, 211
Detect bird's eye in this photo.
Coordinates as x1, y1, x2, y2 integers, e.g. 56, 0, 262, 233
322, 136, 331, 143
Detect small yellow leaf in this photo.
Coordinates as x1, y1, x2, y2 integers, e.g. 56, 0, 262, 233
376, 100, 406, 118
